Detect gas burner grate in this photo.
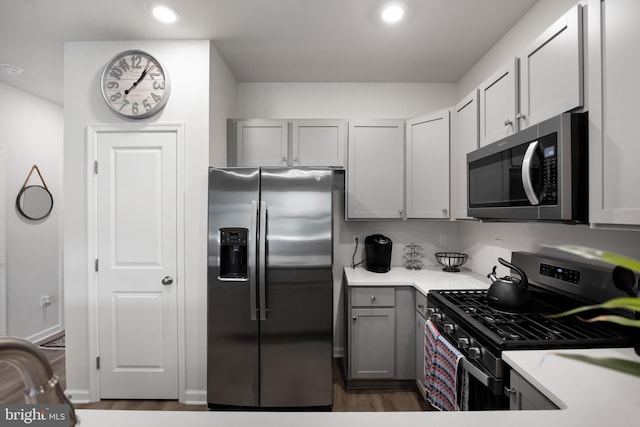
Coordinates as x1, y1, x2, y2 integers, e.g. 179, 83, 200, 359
431, 288, 634, 347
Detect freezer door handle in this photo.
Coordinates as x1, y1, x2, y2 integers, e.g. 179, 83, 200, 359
258, 200, 268, 321
249, 201, 259, 321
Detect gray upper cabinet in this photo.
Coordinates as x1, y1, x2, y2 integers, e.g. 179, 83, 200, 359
235, 119, 289, 167
347, 120, 405, 219
405, 109, 451, 219
453, 90, 479, 220
588, 0, 640, 226
477, 5, 584, 147
519, 5, 583, 130
291, 119, 346, 167
233, 119, 346, 168
478, 58, 519, 147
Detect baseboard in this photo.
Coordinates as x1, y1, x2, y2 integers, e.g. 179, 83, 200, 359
182, 389, 207, 405
26, 325, 63, 345
333, 347, 344, 358
65, 389, 92, 404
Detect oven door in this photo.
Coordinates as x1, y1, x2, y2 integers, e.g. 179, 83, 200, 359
459, 357, 509, 411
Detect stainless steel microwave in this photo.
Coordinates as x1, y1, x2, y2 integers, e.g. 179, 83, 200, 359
467, 112, 588, 223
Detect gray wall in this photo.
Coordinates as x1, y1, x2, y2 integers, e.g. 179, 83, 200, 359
0, 82, 63, 341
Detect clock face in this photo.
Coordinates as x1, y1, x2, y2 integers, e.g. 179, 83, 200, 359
100, 50, 170, 119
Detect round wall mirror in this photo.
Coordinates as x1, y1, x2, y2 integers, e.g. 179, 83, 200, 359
16, 185, 54, 220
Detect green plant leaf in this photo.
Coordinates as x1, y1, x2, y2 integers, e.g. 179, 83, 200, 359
554, 353, 640, 378
581, 314, 640, 328
548, 297, 640, 319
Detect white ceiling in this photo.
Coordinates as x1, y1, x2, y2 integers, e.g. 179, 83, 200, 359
0, 0, 538, 106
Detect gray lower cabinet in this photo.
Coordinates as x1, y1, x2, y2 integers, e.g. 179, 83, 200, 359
508, 370, 558, 410
346, 286, 415, 386
350, 307, 395, 379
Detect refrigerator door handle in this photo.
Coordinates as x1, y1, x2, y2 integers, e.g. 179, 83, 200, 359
258, 200, 268, 321
249, 201, 259, 321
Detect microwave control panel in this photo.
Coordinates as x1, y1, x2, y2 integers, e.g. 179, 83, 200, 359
540, 135, 558, 205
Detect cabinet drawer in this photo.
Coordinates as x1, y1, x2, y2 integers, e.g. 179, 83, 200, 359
351, 287, 395, 307
415, 291, 428, 317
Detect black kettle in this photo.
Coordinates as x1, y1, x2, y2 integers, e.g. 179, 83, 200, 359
486, 257, 531, 312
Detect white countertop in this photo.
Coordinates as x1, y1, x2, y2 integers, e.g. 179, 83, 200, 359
343, 265, 490, 295
75, 347, 640, 426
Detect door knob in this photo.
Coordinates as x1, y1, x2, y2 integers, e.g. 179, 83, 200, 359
162, 276, 174, 286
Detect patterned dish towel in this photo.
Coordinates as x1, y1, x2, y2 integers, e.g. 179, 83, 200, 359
425, 319, 467, 411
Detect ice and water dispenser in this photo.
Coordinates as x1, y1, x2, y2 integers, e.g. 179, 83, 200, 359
219, 228, 248, 280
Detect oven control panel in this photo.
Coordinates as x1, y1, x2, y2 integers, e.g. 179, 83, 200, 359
539, 263, 580, 285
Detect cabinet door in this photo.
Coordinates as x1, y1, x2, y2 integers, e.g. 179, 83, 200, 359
236, 119, 288, 167
291, 120, 346, 167
479, 58, 519, 146
415, 312, 426, 399
509, 370, 557, 410
453, 90, 479, 220
519, 5, 583, 129
347, 120, 404, 219
350, 308, 395, 379
406, 110, 450, 219
588, 0, 640, 226
394, 288, 415, 380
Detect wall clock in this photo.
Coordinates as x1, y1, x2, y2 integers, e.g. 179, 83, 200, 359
100, 50, 171, 119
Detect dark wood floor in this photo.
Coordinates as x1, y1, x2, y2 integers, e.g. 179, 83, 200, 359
1, 349, 430, 412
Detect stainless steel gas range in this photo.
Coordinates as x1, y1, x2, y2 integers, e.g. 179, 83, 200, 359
426, 250, 639, 410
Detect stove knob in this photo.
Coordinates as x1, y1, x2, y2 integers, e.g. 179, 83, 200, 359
444, 323, 455, 334
457, 337, 470, 349
468, 347, 482, 360
426, 308, 435, 318
432, 313, 442, 322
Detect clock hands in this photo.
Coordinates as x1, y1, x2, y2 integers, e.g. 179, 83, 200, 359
124, 64, 156, 95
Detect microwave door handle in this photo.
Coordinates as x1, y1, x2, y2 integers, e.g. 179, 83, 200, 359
521, 140, 540, 206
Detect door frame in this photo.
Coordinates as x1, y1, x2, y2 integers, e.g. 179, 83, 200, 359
86, 123, 186, 401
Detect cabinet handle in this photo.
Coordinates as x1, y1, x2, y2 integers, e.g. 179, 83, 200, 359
399, 209, 404, 217
504, 119, 513, 127
442, 208, 448, 216
504, 386, 517, 395
282, 156, 287, 162
352, 315, 357, 321
417, 304, 424, 309
293, 157, 298, 162
516, 113, 527, 120
370, 295, 376, 302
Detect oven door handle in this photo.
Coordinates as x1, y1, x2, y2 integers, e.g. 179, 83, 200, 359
521, 140, 540, 206
461, 359, 504, 396
461, 359, 491, 386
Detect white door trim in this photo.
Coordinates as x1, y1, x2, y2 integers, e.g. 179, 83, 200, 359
86, 123, 185, 401
0, 145, 6, 335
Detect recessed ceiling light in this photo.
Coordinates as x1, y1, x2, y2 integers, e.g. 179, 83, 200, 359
381, 2, 405, 24
152, 4, 178, 24
1, 63, 23, 76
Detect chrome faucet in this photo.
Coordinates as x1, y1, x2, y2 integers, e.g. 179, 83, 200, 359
0, 336, 77, 426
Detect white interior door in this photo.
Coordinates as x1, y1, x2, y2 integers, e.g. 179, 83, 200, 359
96, 130, 178, 399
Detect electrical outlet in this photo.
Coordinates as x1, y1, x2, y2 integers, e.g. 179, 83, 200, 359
352, 234, 361, 248
40, 295, 52, 308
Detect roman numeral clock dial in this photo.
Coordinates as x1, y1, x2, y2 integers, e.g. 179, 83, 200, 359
100, 50, 171, 119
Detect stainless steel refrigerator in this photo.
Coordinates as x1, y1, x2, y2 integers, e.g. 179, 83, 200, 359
207, 167, 334, 410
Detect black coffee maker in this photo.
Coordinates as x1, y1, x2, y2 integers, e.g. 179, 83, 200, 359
364, 234, 392, 273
